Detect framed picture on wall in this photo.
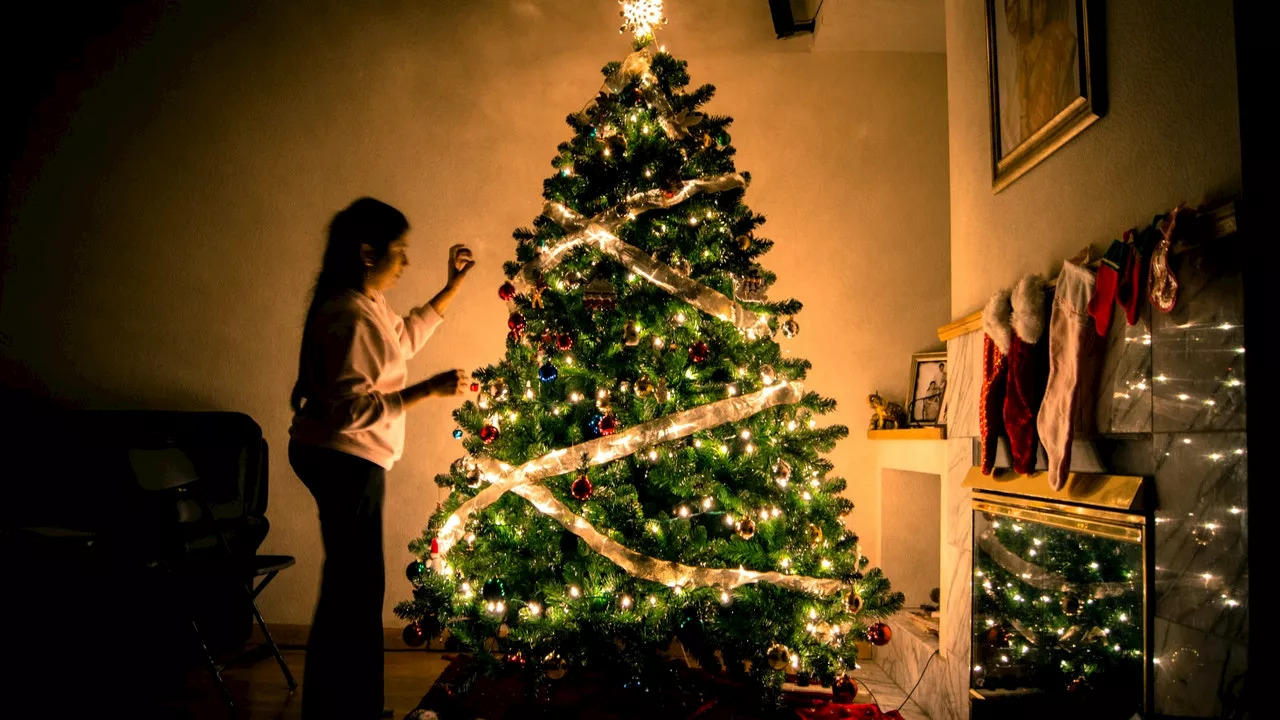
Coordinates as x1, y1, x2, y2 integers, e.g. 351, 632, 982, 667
986, 0, 1106, 193
907, 351, 948, 426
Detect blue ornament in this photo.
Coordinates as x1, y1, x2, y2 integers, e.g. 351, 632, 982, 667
588, 413, 603, 437
452, 428, 464, 439
539, 362, 559, 382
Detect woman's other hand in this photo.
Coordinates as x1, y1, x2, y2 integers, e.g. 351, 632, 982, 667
425, 369, 469, 396
448, 245, 474, 287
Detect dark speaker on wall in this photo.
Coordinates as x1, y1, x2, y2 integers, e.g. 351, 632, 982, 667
768, 0, 823, 38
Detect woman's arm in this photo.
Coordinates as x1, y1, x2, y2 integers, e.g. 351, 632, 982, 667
400, 244, 473, 357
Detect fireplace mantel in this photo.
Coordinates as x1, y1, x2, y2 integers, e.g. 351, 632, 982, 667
868, 427, 946, 440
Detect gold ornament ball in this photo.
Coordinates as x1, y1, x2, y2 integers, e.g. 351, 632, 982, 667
736, 234, 752, 250
635, 377, 655, 397
759, 364, 777, 385
766, 643, 791, 671
807, 523, 824, 547
735, 517, 757, 540
543, 652, 568, 680
781, 318, 800, 338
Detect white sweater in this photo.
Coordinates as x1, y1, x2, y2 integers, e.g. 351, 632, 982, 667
290, 289, 444, 469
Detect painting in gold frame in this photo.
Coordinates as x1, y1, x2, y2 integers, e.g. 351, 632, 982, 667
986, 0, 1106, 193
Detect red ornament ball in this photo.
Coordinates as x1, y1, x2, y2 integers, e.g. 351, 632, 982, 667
985, 626, 1009, 648
504, 652, 527, 671
571, 474, 594, 501
832, 675, 859, 704
498, 282, 517, 301
867, 622, 892, 646
508, 312, 526, 332
689, 341, 710, 364
402, 622, 427, 647
597, 414, 618, 436
470, 382, 480, 392
557, 333, 574, 351
480, 425, 500, 444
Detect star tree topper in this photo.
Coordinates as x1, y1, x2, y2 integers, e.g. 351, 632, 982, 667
619, 0, 667, 39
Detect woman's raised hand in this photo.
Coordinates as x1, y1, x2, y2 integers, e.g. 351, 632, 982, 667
448, 244, 475, 287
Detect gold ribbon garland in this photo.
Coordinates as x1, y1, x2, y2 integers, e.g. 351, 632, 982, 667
515, 174, 772, 338
512, 482, 846, 594
434, 381, 851, 596
437, 381, 801, 554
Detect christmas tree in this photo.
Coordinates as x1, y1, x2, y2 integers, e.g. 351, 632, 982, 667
397, 1, 904, 705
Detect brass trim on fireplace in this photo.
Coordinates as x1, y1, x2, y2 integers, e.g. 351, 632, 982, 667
973, 494, 1143, 542
962, 466, 1146, 511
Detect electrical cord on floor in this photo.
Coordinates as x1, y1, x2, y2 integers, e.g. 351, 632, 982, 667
896, 649, 940, 712
858, 668, 883, 710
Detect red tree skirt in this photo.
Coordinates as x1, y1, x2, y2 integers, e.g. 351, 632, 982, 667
410, 654, 906, 720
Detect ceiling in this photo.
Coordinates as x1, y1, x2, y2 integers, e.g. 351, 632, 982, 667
659, 0, 946, 54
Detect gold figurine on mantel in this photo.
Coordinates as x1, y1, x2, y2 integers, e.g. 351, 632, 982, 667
867, 393, 909, 431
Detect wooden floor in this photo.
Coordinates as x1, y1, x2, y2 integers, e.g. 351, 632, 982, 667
170, 648, 453, 719
168, 649, 929, 719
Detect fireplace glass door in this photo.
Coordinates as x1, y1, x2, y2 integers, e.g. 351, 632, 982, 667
970, 491, 1148, 718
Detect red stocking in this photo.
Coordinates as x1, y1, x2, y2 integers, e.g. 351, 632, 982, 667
1115, 230, 1145, 326
980, 290, 1012, 475
1003, 275, 1048, 475
1087, 239, 1126, 336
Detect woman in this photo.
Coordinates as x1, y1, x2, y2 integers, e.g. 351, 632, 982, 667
289, 197, 473, 719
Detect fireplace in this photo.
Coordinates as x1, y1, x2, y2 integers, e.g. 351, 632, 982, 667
964, 468, 1150, 720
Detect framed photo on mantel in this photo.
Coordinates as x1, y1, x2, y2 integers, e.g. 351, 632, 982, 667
986, 0, 1106, 193
907, 352, 948, 427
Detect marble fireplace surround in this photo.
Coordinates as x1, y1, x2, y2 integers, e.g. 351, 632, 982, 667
873, 437, 973, 720
889, 230, 1249, 719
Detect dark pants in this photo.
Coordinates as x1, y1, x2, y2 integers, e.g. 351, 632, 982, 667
289, 442, 386, 720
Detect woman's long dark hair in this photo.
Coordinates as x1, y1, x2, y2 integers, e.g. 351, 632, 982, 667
290, 197, 409, 413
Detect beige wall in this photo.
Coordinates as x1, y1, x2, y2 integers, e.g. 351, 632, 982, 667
945, 0, 1240, 318
2, 1, 949, 625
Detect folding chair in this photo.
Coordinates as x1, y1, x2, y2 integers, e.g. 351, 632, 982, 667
129, 448, 297, 717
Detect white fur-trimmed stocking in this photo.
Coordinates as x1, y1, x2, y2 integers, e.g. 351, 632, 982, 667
1036, 261, 1097, 490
